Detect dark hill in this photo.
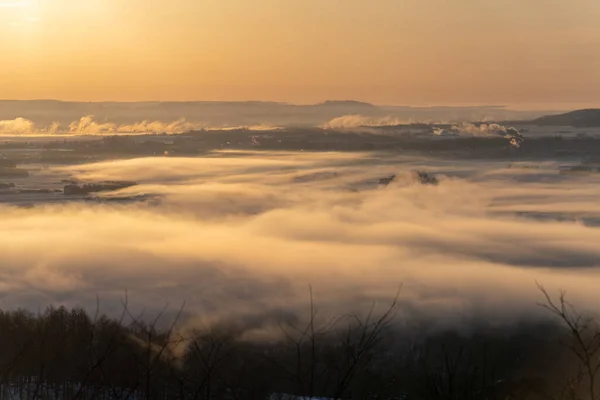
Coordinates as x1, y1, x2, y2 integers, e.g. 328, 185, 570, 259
532, 109, 600, 127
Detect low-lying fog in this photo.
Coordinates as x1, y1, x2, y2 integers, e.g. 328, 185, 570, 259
2, 150, 600, 334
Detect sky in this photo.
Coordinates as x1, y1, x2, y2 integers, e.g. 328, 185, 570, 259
1, 0, 600, 108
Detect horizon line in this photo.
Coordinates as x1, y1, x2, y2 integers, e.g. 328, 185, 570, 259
0, 99, 564, 110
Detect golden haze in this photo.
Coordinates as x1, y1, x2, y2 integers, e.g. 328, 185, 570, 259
0, 0, 599, 108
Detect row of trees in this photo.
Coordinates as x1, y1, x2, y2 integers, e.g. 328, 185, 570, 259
0, 286, 596, 399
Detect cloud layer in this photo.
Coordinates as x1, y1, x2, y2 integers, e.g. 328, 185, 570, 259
1, 152, 600, 332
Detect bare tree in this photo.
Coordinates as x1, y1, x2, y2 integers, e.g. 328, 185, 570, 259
538, 283, 600, 400
122, 298, 187, 400
70, 295, 129, 400
330, 291, 399, 400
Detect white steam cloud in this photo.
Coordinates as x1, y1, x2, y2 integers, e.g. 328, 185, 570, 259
67, 116, 203, 134
435, 123, 525, 148
321, 114, 410, 129
0, 117, 36, 134
321, 117, 524, 147
0, 116, 281, 135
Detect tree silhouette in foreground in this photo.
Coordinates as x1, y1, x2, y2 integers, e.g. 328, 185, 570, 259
0, 286, 594, 399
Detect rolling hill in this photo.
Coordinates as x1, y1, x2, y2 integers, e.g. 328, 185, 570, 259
532, 109, 600, 127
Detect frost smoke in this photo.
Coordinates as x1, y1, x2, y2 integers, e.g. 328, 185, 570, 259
0, 116, 202, 134
67, 116, 203, 134
0, 117, 36, 134
435, 123, 525, 147
0, 116, 281, 135
321, 114, 410, 129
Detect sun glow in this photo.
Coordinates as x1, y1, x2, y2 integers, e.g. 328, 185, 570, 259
0, 1, 30, 7
1, 0, 600, 106
0, 0, 40, 26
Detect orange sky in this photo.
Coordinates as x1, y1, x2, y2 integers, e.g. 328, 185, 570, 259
1, 0, 599, 108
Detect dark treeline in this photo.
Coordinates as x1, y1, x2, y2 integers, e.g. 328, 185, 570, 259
0, 288, 597, 400
7, 127, 600, 165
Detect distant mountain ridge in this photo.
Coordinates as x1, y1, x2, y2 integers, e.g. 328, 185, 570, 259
316, 100, 375, 108
532, 109, 600, 127
0, 100, 557, 128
